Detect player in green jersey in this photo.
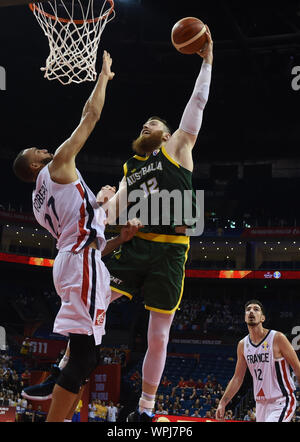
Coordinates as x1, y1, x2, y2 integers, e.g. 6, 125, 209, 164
98, 26, 214, 422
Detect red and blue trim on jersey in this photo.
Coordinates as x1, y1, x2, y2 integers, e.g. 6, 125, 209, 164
71, 181, 97, 253
275, 359, 296, 422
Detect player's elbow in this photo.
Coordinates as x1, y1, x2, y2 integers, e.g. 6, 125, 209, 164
195, 83, 210, 109
86, 108, 101, 123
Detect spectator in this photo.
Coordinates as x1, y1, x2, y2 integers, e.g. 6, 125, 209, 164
15, 402, 25, 422
0, 390, 4, 406
205, 410, 212, 419
225, 409, 233, 420
195, 378, 204, 390
99, 401, 108, 422
193, 398, 201, 409
186, 377, 196, 388
88, 400, 97, 422
115, 403, 123, 421
158, 393, 166, 405
163, 395, 173, 411
20, 396, 28, 410
203, 394, 212, 408
191, 409, 200, 418
189, 388, 197, 400
171, 403, 181, 415
107, 401, 118, 422
8, 393, 17, 407
155, 404, 167, 415
2, 393, 9, 406
103, 352, 112, 365
34, 405, 46, 422
94, 399, 102, 422
214, 397, 220, 409
72, 398, 83, 422
177, 376, 188, 388
23, 403, 35, 422
21, 370, 31, 388
243, 409, 254, 421
179, 390, 187, 403
161, 375, 172, 388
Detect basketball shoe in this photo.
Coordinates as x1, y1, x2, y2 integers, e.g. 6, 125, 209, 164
21, 365, 60, 401
126, 408, 154, 422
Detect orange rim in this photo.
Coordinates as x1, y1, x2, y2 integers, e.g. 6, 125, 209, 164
29, 0, 114, 24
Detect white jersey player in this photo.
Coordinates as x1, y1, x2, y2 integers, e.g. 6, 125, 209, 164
216, 299, 300, 422
33, 165, 106, 253
12, 51, 141, 422
32, 165, 109, 345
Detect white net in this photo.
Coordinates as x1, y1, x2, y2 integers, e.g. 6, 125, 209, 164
30, 0, 115, 84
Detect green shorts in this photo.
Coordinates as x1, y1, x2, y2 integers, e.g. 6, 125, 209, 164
105, 232, 190, 314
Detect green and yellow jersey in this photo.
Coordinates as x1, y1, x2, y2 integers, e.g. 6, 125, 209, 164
122, 146, 197, 244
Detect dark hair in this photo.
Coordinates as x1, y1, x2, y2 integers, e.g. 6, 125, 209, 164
12, 150, 36, 183
147, 116, 172, 134
244, 299, 265, 316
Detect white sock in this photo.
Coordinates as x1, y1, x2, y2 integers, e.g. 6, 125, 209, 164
64, 419, 72, 422
139, 392, 155, 416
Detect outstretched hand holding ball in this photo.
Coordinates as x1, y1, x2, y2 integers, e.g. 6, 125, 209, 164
171, 17, 213, 60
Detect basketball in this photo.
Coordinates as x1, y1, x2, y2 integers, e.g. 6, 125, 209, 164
171, 17, 207, 55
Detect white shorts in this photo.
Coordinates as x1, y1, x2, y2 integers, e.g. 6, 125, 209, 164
52, 247, 111, 345
256, 394, 296, 422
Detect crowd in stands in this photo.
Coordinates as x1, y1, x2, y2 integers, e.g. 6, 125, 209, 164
99, 347, 128, 368
0, 351, 46, 422
88, 400, 122, 422
171, 295, 246, 336
126, 369, 300, 422
170, 292, 300, 338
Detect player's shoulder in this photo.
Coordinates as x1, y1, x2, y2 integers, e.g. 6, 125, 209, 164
237, 337, 247, 351
273, 330, 287, 342
124, 155, 143, 169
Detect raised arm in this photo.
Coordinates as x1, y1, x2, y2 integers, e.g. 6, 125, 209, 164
102, 218, 143, 257
215, 340, 248, 420
165, 27, 213, 172
97, 177, 129, 225
49, 51, 115, 184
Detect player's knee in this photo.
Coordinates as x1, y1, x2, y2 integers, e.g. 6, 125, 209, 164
56, 335, 99, 394
148, 331, 169, 353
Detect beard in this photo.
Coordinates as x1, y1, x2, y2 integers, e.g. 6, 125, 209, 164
132, 130, 164, 156
247, 317, 259, 327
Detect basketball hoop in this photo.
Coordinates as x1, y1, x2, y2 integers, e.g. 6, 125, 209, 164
29, 0, 115, 85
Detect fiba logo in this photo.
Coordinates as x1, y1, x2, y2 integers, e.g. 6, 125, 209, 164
273, 271, 281, 279
0, 66, 6, 91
